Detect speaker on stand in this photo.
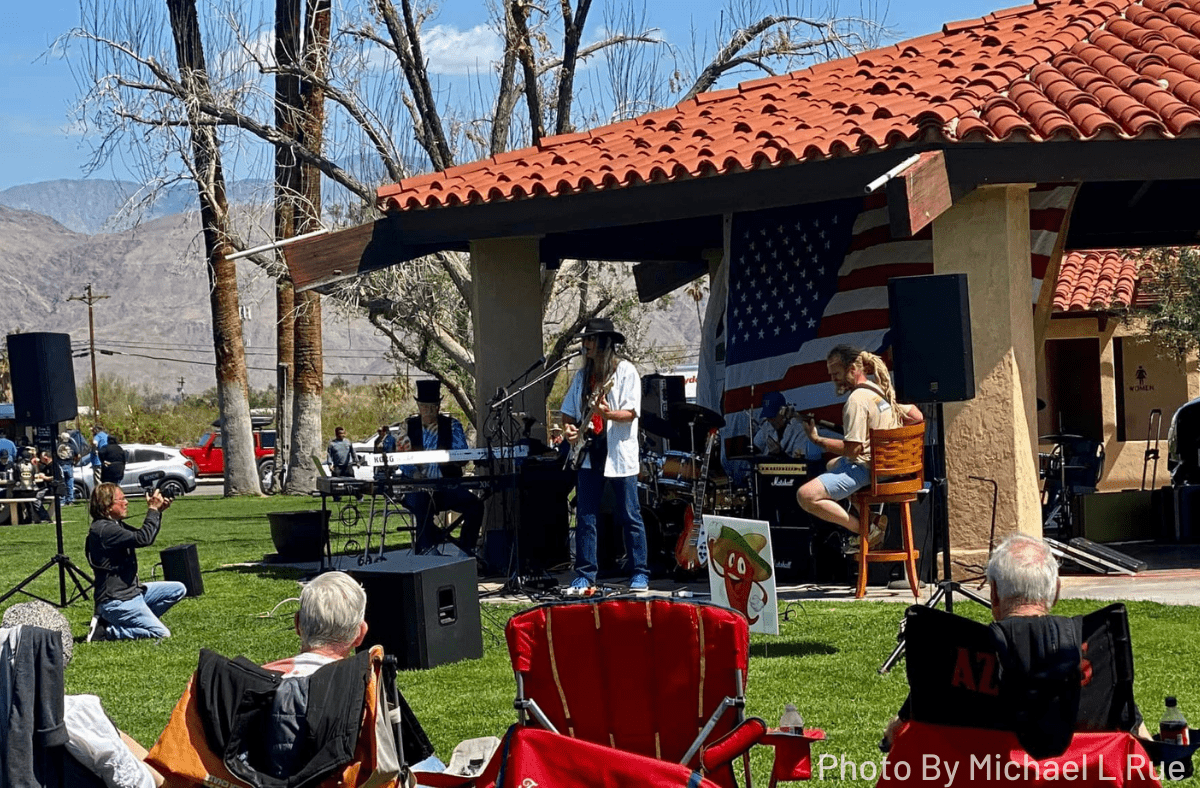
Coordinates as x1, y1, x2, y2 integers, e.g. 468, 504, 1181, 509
0, 332, 93, 609
887, 274, 976, 610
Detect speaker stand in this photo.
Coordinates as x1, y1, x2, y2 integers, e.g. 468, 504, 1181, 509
877, 579, 992, 674
0, 492, 94, 608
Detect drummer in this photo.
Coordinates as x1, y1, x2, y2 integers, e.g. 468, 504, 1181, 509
754, 392, 822, 461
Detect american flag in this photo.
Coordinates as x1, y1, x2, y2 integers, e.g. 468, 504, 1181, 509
717, 184, 1077, 430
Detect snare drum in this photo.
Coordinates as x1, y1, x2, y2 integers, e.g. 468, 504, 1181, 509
660, 451, 702, 484
638, 453, 663, 485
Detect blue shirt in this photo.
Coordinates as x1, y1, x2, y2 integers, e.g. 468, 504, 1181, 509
0, 438, 15, 460
400, 418, 469, 480
91, 431, 108, 466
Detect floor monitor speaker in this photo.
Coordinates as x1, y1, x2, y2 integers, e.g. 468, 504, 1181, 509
160, 543, 204, 597
7, 332, 78, 425
887, 274, 975, 403
351, 554, 483, 669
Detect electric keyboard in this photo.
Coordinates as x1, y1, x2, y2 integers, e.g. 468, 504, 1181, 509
316, 474, 513, 497
360, 446, 529, 467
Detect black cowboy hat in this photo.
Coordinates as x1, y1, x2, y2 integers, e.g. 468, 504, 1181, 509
415, 379, 443, 404
578, 317, 626, 345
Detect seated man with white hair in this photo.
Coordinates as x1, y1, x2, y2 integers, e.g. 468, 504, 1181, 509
263, 570, 369, 677
884, 533, 1147, 749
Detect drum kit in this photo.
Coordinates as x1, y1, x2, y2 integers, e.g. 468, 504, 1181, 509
637, 402, 753, 572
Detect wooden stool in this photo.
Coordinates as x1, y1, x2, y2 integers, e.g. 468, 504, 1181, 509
851, 423, 925, 599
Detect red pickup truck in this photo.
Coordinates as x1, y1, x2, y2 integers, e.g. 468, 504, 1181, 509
181, 420, 277, 487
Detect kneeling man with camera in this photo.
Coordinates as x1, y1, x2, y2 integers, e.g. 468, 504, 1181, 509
85, 482, 186, 642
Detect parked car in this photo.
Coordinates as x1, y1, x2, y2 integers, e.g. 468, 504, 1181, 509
351, 422, 407, 455
73, 444, 199, 501
180, 417, 276, 488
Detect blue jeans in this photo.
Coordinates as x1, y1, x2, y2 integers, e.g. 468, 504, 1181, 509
573, 470, 647, 584
98, 581, 187, 640
58, 461, 74, 504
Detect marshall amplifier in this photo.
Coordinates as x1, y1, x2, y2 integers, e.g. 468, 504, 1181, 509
754, 461, 813, 582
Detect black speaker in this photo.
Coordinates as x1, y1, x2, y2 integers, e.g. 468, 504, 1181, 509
517, 463, 572, 572
7, 333, 79, 425
641, 374, 686, 454
160, 543, 204, 597
350, 554, 483, 670
887, 274, 975, 403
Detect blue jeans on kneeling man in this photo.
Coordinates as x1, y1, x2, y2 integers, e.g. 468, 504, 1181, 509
98, 581, 187, 640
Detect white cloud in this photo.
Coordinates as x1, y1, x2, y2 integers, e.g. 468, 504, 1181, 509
421, 24, 503, 76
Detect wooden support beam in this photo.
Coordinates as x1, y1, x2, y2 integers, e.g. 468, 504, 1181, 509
886, 151, 952, 238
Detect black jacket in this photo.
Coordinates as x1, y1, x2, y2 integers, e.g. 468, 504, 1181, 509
86, 510, 162, 607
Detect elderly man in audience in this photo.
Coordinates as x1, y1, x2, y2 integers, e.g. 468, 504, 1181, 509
262, 571, 369, 677
884, 534, 1148, 748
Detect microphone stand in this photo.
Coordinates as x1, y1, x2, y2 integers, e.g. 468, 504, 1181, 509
486, 352, 579, 596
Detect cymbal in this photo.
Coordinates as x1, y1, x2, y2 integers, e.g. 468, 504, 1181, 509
1038, 433, 1083, 443
640, 412, 678, 440
669, 402, 726, 430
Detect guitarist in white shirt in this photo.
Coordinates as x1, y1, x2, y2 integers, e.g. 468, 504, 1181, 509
561, 318, 650, 596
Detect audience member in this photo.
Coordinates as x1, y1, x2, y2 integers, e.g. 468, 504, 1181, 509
0, 430, 16, 461
57, 431, 80, 505
884, 534, 1148, 748
85, 483, 186, 641
92, 425, 109, 485
98, 435, 126, 485
261, 571, 369, 677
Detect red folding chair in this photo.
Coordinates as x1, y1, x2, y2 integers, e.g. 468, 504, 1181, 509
505, 597, 821, 787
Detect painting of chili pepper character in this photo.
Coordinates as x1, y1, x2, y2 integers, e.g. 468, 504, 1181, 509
705, 516, 779, 635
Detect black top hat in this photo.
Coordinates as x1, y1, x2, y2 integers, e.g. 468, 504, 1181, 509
415, 379, 442, 404
578, 317, 626, 345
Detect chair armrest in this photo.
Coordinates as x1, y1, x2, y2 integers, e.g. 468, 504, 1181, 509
699, 717, 767, 774
761, 728, 827, 782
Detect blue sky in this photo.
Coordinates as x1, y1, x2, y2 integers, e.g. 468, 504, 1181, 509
0, 0, 1008, 191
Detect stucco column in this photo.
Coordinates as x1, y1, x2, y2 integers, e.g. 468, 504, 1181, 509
932, 186, 1041, 573
469, 237, 546, 440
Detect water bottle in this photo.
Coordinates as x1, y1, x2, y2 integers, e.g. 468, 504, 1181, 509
1160, 696, 1190, 746
779, 703, 804, 734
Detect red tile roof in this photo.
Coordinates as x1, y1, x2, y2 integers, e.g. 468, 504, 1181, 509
1053, 249, 1148, 311
378, 0, 1200, 214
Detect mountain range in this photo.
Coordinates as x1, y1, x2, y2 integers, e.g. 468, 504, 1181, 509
0, 179, 702, 398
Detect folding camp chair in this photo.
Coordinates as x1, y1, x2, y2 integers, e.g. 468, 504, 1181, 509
505, 597, 821, 787
877, 603, 1159, 787
148, 645, 409, 788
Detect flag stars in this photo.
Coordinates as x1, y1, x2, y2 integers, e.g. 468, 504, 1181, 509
806, 280, 814, 290
758, 329, 765, 339
774, 326, 782, 336
808, 318, 817, 328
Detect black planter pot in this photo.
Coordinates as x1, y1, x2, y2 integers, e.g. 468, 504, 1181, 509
267, 510, 330, 561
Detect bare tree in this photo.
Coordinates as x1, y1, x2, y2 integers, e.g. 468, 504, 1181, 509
69, 0, 886, 455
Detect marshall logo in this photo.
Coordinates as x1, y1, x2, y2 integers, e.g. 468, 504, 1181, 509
770, 477, 796, 487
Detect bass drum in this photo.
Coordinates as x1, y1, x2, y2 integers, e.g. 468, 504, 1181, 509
643, 498, 691, 577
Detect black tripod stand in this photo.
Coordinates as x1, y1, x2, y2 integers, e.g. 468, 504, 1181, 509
0, 486, 93, 608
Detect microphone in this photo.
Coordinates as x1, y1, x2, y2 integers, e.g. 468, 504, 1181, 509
561, 348, 583, 360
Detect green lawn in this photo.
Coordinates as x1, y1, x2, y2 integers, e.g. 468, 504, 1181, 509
2, 494, 1198, 786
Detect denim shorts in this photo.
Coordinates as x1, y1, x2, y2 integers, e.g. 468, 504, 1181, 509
817, 456, 871, 501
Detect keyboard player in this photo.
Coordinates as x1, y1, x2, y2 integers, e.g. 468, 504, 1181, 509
397, 380, 484, 556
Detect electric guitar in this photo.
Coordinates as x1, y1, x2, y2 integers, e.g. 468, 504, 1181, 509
674, 429, 719, 571
567, 369, 617, 471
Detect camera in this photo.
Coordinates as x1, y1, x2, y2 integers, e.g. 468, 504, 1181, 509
138, 470, 168, 496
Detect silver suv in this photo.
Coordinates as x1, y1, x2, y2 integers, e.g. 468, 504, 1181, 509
73, 444, 198, 501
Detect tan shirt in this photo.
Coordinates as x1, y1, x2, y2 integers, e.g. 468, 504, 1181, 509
842, 384, 902, 466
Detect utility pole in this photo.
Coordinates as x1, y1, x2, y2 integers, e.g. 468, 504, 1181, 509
67, 284, 110, 425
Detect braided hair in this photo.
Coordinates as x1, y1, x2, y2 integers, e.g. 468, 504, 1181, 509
827, 344, 900, 415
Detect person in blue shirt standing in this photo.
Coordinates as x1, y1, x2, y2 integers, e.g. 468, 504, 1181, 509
398, 380, 483, 556
0, 430, 16, 462
91, 424, 109, 486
